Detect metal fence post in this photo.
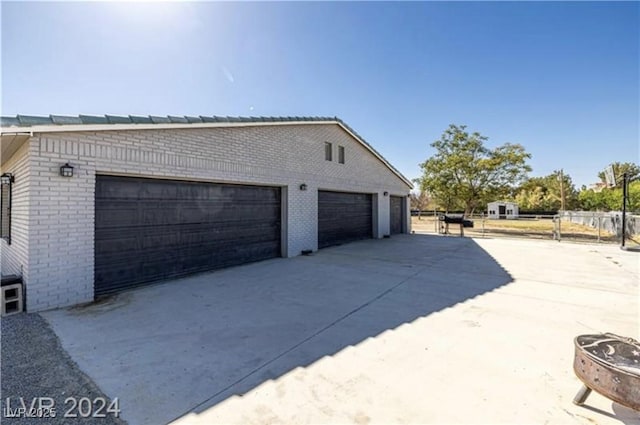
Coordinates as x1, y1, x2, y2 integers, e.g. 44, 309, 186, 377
558, 216, 562, 242
597, 215, 601, 243
622, 172, 628, 248
553, 215, 561, 242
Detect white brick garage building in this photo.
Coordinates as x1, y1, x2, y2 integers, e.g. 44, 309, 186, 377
0, 115, 412, 311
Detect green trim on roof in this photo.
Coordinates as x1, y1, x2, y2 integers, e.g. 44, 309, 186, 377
130, 115, 153, 124
78, 114, 109, 124
1, 114, 343, 128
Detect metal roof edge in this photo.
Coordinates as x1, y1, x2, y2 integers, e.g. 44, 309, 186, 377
0, 117, 412, 188
0, 119, 338, 134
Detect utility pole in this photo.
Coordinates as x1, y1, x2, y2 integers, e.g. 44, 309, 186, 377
559, 169, 566, 211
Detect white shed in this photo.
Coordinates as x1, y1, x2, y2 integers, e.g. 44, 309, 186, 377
487, 201, 519, 219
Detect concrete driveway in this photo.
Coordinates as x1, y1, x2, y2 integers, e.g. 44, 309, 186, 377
43, 234, 639, 425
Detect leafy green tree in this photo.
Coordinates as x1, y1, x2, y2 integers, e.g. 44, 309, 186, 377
597, 162, 640, 188
578, 181, 640, 212
629, 181, 640, 211
515, 185, 549, 210
409, 189, 431, 218
514, 171, 578, 211
578, 164, 640, 211
416, 124, 532, 214
414, 174, 462, 212
578, 188, 607, 211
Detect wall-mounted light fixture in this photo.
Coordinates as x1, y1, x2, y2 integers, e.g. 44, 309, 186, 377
0, 173, 14, 185
383, 191, 389, 196
299, 183, 308, 191
60, 163, 74, 177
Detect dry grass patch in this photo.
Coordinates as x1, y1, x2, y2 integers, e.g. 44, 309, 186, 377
410, 215, 625, 243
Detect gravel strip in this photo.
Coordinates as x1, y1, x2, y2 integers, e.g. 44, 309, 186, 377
1, 313, 127, 424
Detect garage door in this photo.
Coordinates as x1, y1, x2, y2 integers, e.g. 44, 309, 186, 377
390, 196, 404, 235
95, 175, 281, 296
318, 191, 372, 249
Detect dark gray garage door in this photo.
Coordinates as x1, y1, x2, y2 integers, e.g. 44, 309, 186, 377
390, 196, 405, 235
318, 190, 372, 249
95, 175, 281, 296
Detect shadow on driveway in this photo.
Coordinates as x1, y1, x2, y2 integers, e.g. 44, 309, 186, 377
43, 234, 513, 425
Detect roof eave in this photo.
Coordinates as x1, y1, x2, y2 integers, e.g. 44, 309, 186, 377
0, 120, 413, 188
333, 122, 412, 188
0, 119, 338, 134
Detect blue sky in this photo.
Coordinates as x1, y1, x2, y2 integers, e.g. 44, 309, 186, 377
1, 1, 638, 188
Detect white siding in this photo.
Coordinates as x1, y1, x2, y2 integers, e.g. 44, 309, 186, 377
487, 202, 519, 219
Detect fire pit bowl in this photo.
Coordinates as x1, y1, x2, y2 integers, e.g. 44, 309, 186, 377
573, 333, 640, 411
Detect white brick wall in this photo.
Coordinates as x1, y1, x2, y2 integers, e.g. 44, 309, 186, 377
0, 141, 31, 283
26, 148, 95, 311
4, 123, 411, 311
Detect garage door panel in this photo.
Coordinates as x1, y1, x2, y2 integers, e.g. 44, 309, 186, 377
96, 221, 281, 256
95, 262, 144, 290
176, 184, 219, 200
95, 202, 141, 227
95, 176, 281, 296
96, 224, 281, 256
97, 226, 180, 248
178, 205, 219, 224
176, 243, 277, 273
176, 223, 279, 244
390, 196, 404, 235
96, 178, 164, 200
141, 204, 181, 225
318, 191, 372, 249
140, 231, 182, 250
94, 233, 141, 255
96, 247, 175, 270
135, 180, 178, 200
95, 179, 137, 200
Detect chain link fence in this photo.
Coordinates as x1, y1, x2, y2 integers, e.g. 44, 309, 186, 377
557, 211, 638, 238
411, 211, 640, 245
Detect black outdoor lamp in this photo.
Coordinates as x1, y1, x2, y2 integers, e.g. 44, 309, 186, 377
60, 163, 74, 177
383, 191, 389, 196
0, 173, 14, 185
299, 183, 308, 191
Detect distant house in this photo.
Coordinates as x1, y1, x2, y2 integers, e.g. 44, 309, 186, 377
588, 182, 607, 193
487, 201, 519, 219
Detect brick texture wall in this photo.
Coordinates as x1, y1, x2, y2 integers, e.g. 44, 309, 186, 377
4, 123, 411, 311
0, 141, 31, 283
